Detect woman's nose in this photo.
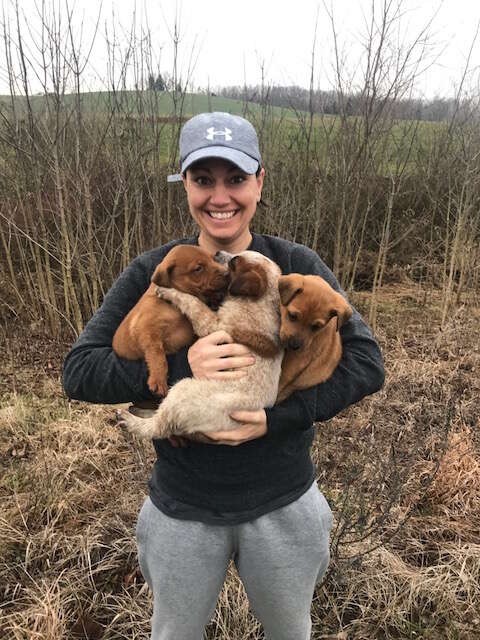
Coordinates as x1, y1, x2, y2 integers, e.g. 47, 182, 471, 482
208, 184, 231, 207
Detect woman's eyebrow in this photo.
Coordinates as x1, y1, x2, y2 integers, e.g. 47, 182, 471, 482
190, 166, 212, 174
190, 165, 245, 175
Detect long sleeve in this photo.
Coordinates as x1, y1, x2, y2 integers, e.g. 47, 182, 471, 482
63, 243, 193, 404
265, 244, 384, 435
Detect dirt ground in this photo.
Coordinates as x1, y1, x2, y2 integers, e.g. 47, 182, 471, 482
1, 283, 479, 639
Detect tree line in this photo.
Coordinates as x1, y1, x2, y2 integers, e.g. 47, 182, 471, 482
210, 85, 474, 123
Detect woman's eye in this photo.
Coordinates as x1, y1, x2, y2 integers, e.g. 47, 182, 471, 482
194, 176, 211, 186
230, 175, 246, 184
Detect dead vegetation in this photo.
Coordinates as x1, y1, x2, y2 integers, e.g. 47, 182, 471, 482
1, 284, 479, 639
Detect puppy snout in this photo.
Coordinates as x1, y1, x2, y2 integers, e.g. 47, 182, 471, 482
287, 336, 303, 351
214, 251, 233, 265
228, 255, 240, 271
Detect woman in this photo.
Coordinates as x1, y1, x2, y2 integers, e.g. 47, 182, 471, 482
63, 112, 384, 640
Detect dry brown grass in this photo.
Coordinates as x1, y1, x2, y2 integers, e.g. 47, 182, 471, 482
1, 284, 479, 639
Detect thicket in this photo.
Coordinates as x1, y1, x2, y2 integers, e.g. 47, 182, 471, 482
0, 1, 479, 338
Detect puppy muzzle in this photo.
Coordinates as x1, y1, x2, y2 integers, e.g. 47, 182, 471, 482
214, 251, 233, 265
285, 336, 303, 351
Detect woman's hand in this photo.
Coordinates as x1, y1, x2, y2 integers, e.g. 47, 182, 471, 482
187, 330, 255, 380
168, 410, 267, 448
203, 409, 267, 446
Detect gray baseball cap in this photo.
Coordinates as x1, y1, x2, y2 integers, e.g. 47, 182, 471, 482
167, 112, 261, 182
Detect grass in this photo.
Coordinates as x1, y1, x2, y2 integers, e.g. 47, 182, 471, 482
1, 283, 479, 639
0, 91, 298, 119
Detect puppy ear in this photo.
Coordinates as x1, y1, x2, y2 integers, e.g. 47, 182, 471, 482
278, 274, 304, 306
151, 262, 175, 287
329, 295, 353, 332
229, 271, 265, 298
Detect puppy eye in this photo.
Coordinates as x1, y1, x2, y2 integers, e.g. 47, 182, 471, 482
288, 311, 298, 321
311, 324, 321, 332
193, 264, 204, 273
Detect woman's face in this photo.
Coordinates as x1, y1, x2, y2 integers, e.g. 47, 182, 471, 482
183, 159, 265, 254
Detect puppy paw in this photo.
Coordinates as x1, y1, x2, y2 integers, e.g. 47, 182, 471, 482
116, 409, 171, 440
116, 408, 136, 429
154, 286, 174, 301
147, 375, 168, 397
116, 409, 149, 438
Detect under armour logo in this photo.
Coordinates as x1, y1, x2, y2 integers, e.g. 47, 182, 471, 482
206, 127, 232, 141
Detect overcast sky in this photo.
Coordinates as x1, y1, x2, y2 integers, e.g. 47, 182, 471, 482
1, 0, 480, 99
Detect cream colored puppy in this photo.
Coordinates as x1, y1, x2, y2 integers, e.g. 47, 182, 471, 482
117, 251, 283, 439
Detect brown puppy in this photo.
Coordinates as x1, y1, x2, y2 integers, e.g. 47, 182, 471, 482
276, 274, 353, 402
112, 245, 230, 397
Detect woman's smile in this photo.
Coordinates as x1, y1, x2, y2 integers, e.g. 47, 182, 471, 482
206, 209, 239, 220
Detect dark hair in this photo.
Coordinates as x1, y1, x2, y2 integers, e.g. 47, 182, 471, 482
256, 166, 268, 208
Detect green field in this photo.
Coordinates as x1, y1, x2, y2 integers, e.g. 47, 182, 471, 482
0, 89, 441, 166
0, 90, 299, 119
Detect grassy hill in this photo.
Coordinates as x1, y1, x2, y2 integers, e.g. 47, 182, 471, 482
0, 90, 299, 119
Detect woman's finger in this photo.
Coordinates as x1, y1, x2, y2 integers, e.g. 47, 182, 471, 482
215, 342, 254, 358
212, 355, 255, 371
229, 409, 264, 423
206, 330, 234, 345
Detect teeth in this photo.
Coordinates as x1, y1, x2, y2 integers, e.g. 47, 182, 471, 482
208, 210, 236, 220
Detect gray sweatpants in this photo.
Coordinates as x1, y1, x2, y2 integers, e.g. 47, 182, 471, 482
136, 482, 333, 640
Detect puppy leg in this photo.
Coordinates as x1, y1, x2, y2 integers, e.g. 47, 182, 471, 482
138, 337, 169, 397
117, 379, 204, 440
155, 287, 219, 337
116, 406, 170, 440
276, 382, 296, 403
117, 379, 242, 439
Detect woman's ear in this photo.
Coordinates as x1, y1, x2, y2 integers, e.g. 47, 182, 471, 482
256, 167, 265, 198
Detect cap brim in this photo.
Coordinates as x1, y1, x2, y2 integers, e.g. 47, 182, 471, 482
181, 146, 259, 175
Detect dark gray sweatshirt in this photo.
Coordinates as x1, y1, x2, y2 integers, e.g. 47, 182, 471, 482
63, 233, 384, 524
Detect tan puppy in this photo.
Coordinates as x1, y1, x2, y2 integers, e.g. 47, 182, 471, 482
116, 251, 283, 439
276, 274, 353, 402
112, 245, 230, 397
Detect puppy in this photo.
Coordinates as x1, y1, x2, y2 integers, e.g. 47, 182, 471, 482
116, 251, 283, 439
112, 245, 230, 397
276, 274, 353, 403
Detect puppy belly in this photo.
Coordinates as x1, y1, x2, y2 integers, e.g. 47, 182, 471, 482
121, 354, 283, 439
154, 374, 280, 436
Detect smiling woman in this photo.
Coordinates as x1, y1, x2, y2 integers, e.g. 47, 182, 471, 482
183, 159, 264, 253
172, 111, 265, 254
63, 111, 385, 640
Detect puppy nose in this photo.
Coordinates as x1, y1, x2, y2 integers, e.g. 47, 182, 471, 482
229, 255, 240, 270
287, 336, 303, 351
214, 251, 232, 265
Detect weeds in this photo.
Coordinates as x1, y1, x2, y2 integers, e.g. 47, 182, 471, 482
1, 288, 479, 639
